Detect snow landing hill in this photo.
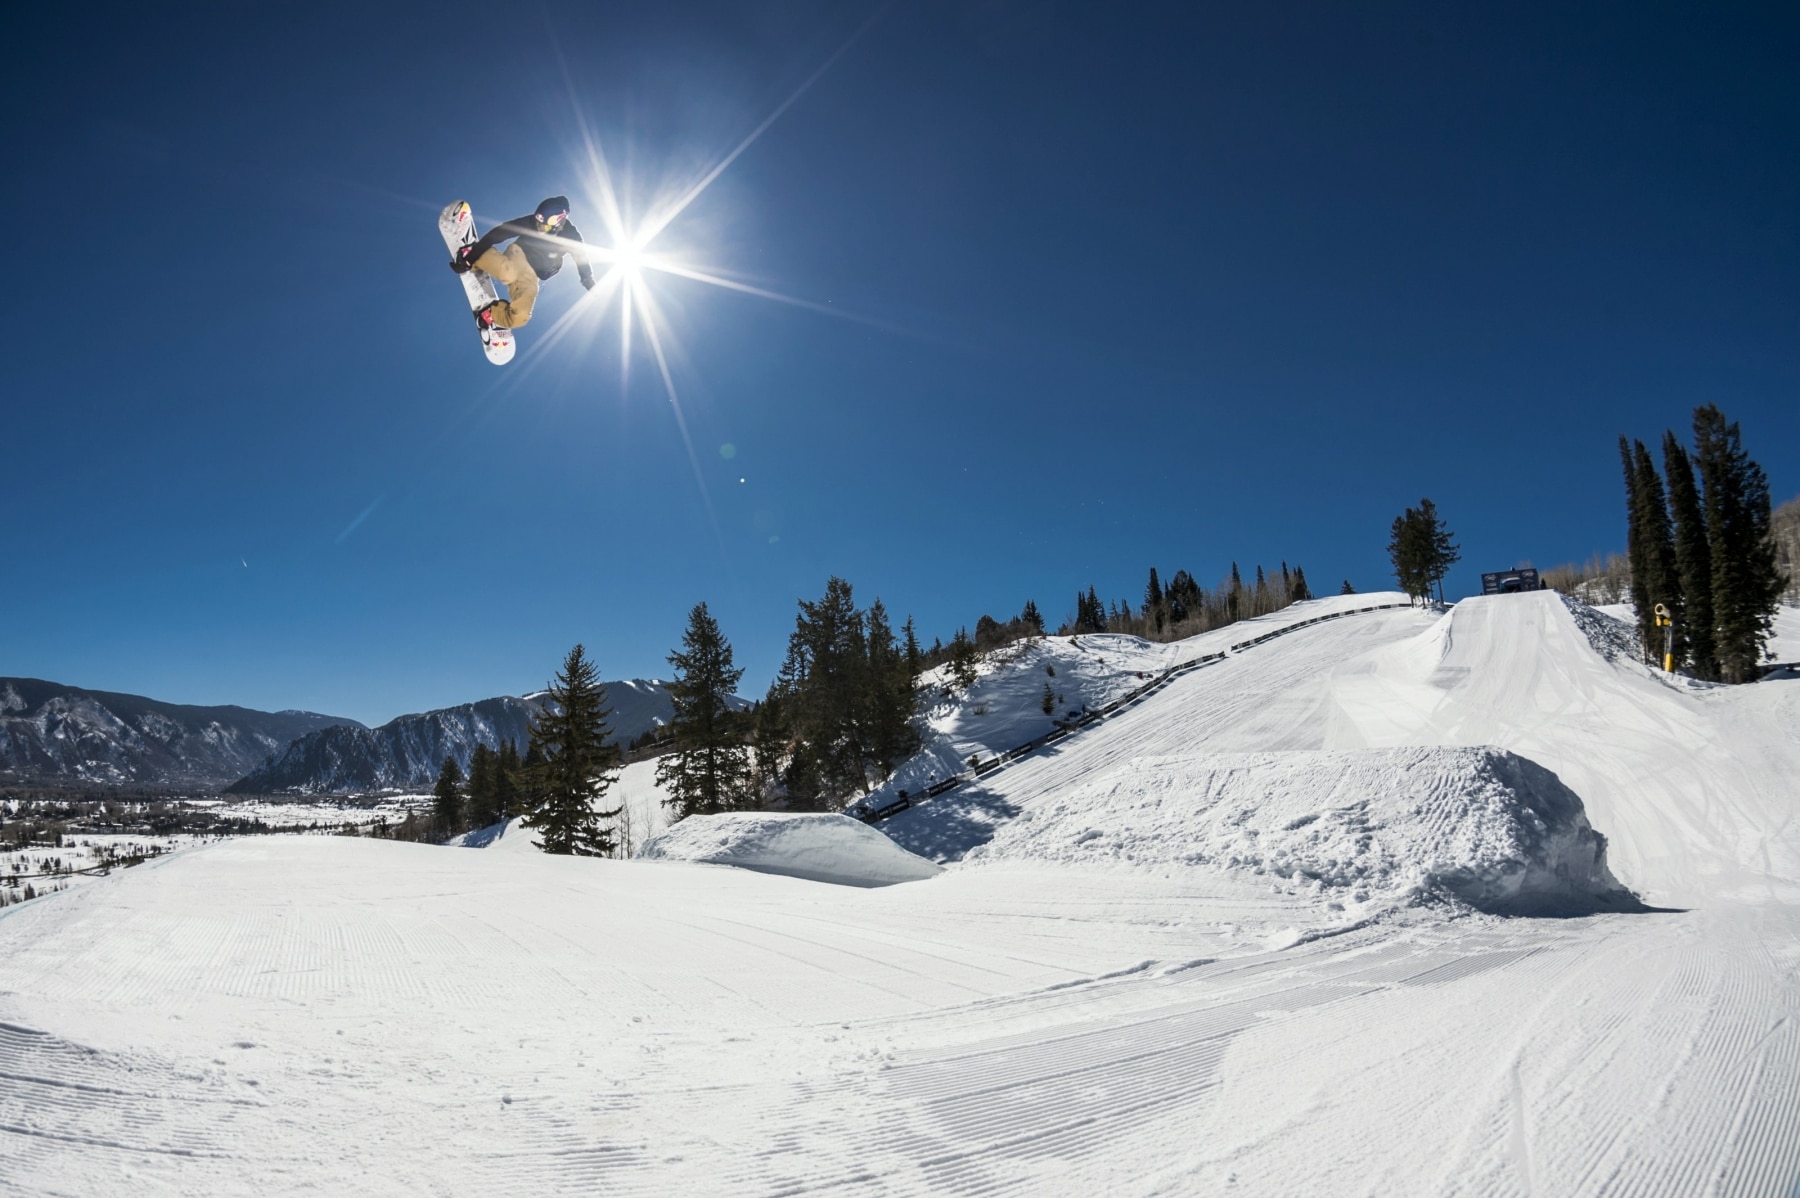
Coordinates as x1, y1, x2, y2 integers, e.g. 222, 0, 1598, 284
4, 593, 1800, 1196
227, 679, 745, 795
0, 677, 362, 788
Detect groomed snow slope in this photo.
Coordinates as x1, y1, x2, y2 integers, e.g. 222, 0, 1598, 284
3, 591, 1798, 1196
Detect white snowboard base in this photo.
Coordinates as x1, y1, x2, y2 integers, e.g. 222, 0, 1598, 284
437, 200, 515, 366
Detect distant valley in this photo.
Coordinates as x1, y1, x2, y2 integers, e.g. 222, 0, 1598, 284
2, 677, 734, 794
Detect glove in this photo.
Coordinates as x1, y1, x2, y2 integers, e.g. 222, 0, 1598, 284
449, 246, 476, 275
582, 275, 596, 291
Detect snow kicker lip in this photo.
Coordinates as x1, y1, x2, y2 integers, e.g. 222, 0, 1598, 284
956, 746, 1648, 918
637, 812, 943, 887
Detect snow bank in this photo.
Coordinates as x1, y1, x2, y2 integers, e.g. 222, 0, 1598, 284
964, 746, 1637, 915
637, 812, 943, 887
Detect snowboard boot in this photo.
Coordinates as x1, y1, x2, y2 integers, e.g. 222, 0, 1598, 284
474, 301, 501, 335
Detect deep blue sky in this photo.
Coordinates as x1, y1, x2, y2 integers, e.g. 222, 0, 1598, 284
5, 2, 1796, 725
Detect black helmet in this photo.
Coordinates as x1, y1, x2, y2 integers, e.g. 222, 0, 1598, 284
535, 196, 571, 222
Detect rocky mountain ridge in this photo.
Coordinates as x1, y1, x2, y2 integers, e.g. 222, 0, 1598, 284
226, 678, 743, 795
0, 678, 364, 789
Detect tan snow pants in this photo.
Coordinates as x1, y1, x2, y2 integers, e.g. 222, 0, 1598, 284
473, 244, 539, 328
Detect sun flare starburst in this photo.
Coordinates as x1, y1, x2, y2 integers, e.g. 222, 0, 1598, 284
504, 10, 891, 536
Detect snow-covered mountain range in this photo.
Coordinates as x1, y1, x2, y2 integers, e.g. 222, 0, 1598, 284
226, 678, 745, 795
1, 676, 744, 794
0, 677, 363, 789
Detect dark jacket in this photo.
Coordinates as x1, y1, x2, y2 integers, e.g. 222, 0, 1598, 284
468, 216, 596, 287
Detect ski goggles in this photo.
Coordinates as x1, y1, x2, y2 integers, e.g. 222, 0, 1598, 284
537, 212, 568, 229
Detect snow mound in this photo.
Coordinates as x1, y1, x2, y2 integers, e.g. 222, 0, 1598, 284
965, 746, 1638, 916
637, 813, 943, 887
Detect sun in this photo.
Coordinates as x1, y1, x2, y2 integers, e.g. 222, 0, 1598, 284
508, 10, 889, 529
611, 235, 647, 285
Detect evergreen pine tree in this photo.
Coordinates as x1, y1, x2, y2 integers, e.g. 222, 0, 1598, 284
1073, 589, 1099, 633
517, 738, 544, 817
864, 599, 920, 777
1631, 439, 1682, 666
432, 755, 464, 840
775, 577, 873, 806
1291, 566, 1312, 601
658, 602, 755, 822
1168, 569, 1200, 618
1341, 580, 1355, 595
1388, 508, 1432, 604
1145, 568, 1164, 633
947, 627, 979, 691
1227, 562, 1243, 622
902, 614, 925, 674
522, 644, 623, 855
1664, 432, 1716, 679
1420, 499, 1461, 603
465, 743, 500, 829
1693, 405, 1786, 682
1041, 682, 1056, 715
1019, 599, 1045, 636
750, 691, 792, 807
496, 740, 522, 818
1620, 435, 1651, 647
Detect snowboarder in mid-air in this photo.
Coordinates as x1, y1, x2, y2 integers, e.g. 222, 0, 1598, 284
449, 195, 596, 333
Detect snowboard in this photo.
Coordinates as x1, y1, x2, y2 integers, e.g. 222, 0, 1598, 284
438, 200, 516, 366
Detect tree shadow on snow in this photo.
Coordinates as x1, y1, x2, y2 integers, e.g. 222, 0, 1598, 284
880, 787, 1021, 864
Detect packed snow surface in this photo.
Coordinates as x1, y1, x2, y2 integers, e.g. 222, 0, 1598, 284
969, 746, 1633, 915
638, 812, 942, 886
4, 591, 1800, 1195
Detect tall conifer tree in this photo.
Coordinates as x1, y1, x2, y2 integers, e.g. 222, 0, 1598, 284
522, 644, 623, 855
465, 743, 500, 829
864, 599, 919, 776
1388, 508, 1431, 604
494, 740, 522, 818
432, 755, 464, 840
1693, 405, 1785, 682
658, 602, 754, 821
947, 627, 979, 691
1663, 433, 1716, 678
1620, 436, 1650, 650
1420, 499, 1461, 603
775, 577, 872, 806
1631, 439, 1682, 664
902, 614, 925, 674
